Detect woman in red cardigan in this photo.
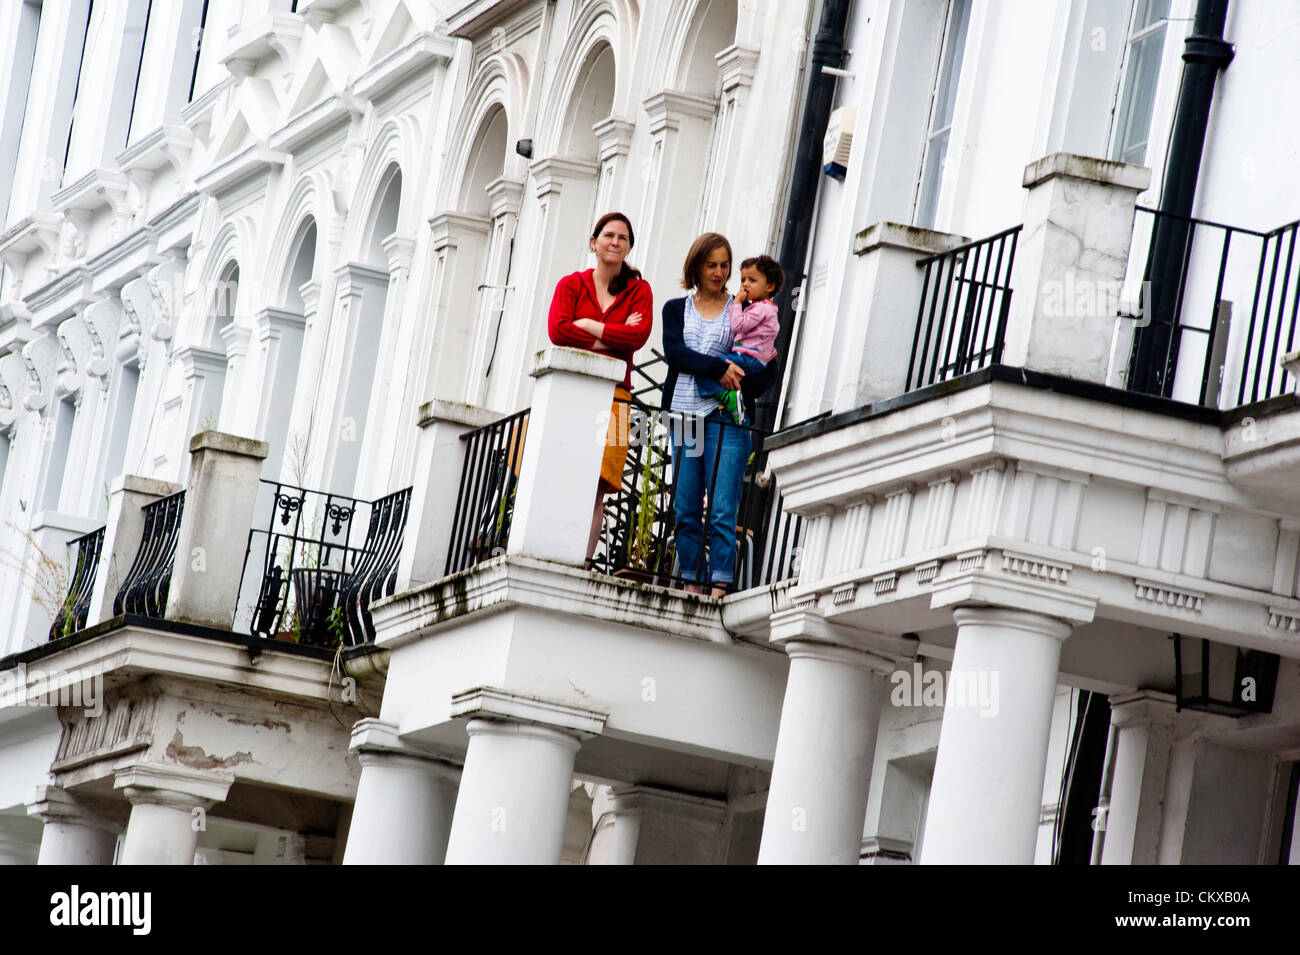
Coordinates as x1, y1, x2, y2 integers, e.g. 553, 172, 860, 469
547, 211, 654, 561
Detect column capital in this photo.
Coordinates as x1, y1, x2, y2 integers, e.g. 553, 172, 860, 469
931, 569, 1097, 625
428, 211, 491, 252
450, 687, 607, 739
605, 784, 727, 824
716, 44, 761, 93
298, 279, 322, 316
485, 177, 526, 219
113, 763, 233, 810
529, 156, 601, 199
349, 717, 461, 774
769, 607, 918, 665
1108, 689, 1179, 728
381, 233, 417, 274
27, 785, 122, 831
950, 605, 1074, 643
593, 117, 636, 164
642, 89, 716, 135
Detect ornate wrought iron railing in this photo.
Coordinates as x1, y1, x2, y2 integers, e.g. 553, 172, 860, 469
113, 490, 185, 618
444, 408, 530, 575
48, 525, 106, 640
1126, 206, 1300, 408
236, 482, 412, 647
906, 225, 1022, 392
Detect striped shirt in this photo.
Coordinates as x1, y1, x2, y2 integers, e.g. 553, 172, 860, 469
670, 293, 734, 415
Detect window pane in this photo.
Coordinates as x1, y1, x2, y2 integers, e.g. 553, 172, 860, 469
1111, 27, 1166, 165
1134, 0, 1171, 32
932, 0, 972, 133
917, 130, 949, 229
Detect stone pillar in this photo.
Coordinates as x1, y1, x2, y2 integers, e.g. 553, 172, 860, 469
115, 764, 232, 866
837, 222, 970, 410
444, 688, 606, 865
342, 718, 461, 865
506, 347, 624, 565
29, 785, 121, 865
87, 475, 183, 626
424, 212, 492, 405
920, 607, 1074, 864
164, 430, 268, 629
586, 785, 728, 865
1099, 690, 1178, 865
1002, 152, 1151, 383
397, 400, 501, 588
758, 629, 895, 865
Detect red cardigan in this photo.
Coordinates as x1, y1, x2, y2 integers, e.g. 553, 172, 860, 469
547, 269, 653, 389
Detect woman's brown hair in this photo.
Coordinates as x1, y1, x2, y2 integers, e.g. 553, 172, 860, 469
591, 212, 641, 295
680, 232, 733, 290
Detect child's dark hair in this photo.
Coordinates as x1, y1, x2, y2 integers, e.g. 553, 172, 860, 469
741, 254, 784, 295
591, 212, 642, 295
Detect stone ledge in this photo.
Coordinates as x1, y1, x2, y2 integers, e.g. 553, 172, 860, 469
853, 221, 969, 257
417, 398, 502, 430
112, 474, 184, 497
1022, 152, 1151, 192
529, 346, 624, 383
188, 429, 270, 458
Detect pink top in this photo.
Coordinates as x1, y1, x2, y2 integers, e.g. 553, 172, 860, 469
728, 298, 779, 362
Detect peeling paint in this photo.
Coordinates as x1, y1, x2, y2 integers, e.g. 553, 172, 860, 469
224, 714, 291, 732
165, 729, 253, 771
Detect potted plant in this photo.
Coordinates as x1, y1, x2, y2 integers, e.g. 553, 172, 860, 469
614, 412, 671, 585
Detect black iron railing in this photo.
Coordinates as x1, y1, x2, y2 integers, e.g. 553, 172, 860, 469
236, 482, 412, 646
113, 490, 184, 617
907, 225, 1022, 392
1126, 206, 1300, 408
591, 398, 802, 592
49, 525, 105, 640
444, 408, 530, 575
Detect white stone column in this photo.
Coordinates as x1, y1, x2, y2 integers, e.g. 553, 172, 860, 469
920, 607, 1073, 864
506, 347, 623, 565
444, 688, 606, 865
164, 430, 268, 629
758, 632, 895, 865
114, 764, 232, 866
1003, 152, 1151, 384
29, 785, 121, 865
342, 718, 461, 865
1099, 690, 1178, 865
836, 223, 969, 410
87, 475, 183, 625
396, 400, 501, 588
586, 785, 728, 865
423, 212, 492, 406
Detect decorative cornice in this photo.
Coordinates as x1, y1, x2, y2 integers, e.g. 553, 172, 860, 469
1001, 550, 1071, 584
352, 31, 457, 102
194, 144, 290, 202
593, 116, 636, 164
428, 210, 492, 250
716, 44, 761, 93
221, 13, 305, 79
1134, 578, 1205, 613
1266, 607, 1300, 632
529, 156, 599, 199
117, 124, 195, 179
486, 176, 525, 219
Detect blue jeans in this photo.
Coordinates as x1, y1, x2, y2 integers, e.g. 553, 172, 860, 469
670, 409, 752, 585
696, 351, 768, 399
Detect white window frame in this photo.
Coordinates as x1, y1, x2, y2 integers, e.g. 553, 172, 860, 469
1108, 0, 1171, 167
914, 0, 972, 230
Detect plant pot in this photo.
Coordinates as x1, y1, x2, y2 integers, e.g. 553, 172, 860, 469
273, 630, 298, 643
613, 566, 659, 586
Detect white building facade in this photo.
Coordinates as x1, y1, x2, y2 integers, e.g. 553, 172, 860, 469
0, 0, 1296, 865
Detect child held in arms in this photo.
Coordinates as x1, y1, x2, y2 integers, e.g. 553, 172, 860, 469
696, 254, 783, 424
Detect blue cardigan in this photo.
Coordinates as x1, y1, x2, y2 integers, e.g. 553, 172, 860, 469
660, 295, 780, 417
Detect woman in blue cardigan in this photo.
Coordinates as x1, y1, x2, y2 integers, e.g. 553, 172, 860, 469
662, 233, 778, 595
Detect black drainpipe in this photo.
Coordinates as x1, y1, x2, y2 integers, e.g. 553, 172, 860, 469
1128, 0, 1234, 396
753, 0, 850, 433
